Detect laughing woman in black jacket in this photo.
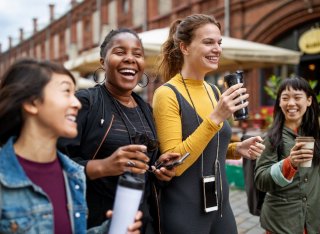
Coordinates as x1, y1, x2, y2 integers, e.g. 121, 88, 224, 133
59, 29, 179, 234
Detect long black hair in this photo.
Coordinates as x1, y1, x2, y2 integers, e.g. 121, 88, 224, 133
267, 76, 320, 165
0, 59, 75, 146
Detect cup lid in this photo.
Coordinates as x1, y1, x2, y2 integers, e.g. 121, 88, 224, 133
295, 136, 315, 142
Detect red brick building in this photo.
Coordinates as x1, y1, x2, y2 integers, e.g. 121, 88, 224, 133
0, 0, 319, 120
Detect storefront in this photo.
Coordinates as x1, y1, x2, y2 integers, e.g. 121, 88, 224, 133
299, 26, 320, 92
274, 21, 319, 89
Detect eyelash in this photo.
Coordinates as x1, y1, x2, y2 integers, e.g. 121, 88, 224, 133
114, 50, 143, 57
204, 41, 222, 46
282, 97, 302, 101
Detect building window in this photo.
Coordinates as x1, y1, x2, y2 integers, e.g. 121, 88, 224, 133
122, 0, 129, 13
159, 0, 171, 15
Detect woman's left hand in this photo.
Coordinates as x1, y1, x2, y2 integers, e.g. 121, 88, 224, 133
152, 152, 180, 181
236, 136, 265, 160
106, 210, 143, 234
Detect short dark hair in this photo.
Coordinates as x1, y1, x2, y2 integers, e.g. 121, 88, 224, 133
100, 28, 142, 58
0, 59, 75, 145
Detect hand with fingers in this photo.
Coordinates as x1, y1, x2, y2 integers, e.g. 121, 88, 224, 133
106, 210, 143, 234
150, 152, 181, 181
288, 142, 314, 168
236, 136, 265, 160
210, 83, 249, 125
86, 145, 150, 180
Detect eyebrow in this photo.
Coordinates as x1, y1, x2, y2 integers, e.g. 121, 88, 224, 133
281, 93, 304, 96
112, 46, 143, 50
59, 80, 74, 87
203, 38, 222, 41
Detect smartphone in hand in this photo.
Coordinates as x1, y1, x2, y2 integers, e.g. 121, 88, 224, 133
156, 152, 190, 170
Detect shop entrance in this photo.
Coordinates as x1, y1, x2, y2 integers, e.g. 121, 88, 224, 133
300, 55, 320, 94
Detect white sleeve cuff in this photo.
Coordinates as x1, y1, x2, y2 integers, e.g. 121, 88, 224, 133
270, 160, 293, 187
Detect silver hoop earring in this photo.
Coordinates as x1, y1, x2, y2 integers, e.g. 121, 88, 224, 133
138, 73, 150, 88
93, 67, 106, 83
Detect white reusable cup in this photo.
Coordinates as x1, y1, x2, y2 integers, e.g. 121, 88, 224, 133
295, 136, 315, 167
109, 173, 144, 234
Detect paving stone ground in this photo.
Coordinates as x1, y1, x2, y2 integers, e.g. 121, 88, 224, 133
229, 188, 264, 234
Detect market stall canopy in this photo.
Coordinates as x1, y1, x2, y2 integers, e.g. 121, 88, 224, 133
139, 27, 301, 72
64, 27, 301, 75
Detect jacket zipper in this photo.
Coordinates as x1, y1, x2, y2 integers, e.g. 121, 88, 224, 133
91, 114, 114, 159
152, 183, 162, 234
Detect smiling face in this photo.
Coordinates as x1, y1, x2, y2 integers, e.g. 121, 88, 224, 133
102, 32, 145, 94
181, 23, 222, 75
31, 73, 81, 138
279, 86, 312, 128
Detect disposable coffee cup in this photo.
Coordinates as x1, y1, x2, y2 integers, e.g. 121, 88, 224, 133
295, 136, 315, 167
109, 173, 144, 234
224, 71, 249, 121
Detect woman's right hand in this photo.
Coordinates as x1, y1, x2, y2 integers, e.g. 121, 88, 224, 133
86, 145, 150, 179
289, 142, 313, 168
210, 83, 249, 125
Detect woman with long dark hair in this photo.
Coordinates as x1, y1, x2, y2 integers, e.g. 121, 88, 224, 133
255, 76, 320, 233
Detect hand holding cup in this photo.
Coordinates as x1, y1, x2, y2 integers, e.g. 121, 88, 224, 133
224, 71, 249, 121
295, 136, 315, 167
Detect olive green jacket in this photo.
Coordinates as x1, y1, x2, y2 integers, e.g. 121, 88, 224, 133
255, 127, 320, 234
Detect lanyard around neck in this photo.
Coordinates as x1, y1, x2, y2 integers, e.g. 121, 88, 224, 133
180, 74, 220, 177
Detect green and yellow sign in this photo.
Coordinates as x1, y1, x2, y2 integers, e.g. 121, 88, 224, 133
299, 28, 320, 54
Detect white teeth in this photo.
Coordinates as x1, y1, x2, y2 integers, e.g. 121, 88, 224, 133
206, 56, 218, 61
119, 69, 136, 75
288, 110, 297, 113
67, 115, 76, 122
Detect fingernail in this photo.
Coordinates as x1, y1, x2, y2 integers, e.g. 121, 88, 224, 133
141, 146, 147, 152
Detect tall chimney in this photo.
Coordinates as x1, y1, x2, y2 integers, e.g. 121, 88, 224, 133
8, 36, 12, 49
19, 28, 24, 42
71, 0, 77, 8
49, 4, 55, 22
33, 18, 38, 34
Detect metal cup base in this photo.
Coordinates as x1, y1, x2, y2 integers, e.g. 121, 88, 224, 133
233, 114, 249, 121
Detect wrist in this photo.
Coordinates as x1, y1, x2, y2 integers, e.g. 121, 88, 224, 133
86, 159, 105, 179
209, 113, 223, 126
288, 156, 298, 169
235, 142, 241, 156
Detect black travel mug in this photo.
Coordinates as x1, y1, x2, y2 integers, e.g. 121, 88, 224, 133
109, 173, 145, 234
224, 71, 249, 121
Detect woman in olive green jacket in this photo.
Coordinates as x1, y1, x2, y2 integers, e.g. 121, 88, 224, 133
255, 77, 320, 234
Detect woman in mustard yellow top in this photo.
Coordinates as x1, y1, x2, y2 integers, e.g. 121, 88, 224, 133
152, 14, 265, 234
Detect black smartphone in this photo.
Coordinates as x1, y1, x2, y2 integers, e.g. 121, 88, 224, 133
156, 152, 190, 170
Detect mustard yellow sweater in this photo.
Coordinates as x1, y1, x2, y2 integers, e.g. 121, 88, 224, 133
153, 74, 240, 176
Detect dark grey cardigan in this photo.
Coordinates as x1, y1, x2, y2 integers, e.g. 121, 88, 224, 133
159, 84, 237, 234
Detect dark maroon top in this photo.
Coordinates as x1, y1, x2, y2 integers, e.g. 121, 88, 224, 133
17, 155, 72, 234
